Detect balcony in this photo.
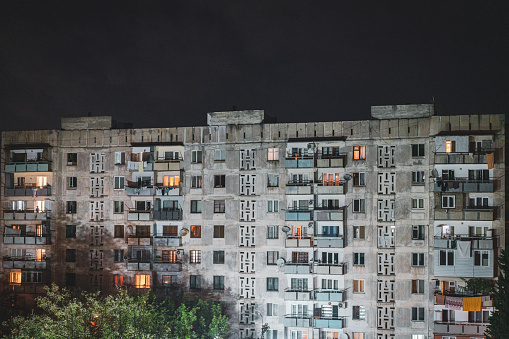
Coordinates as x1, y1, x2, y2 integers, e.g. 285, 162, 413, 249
313, 263, 345, 275
434, 322, 487, 336
316, 185, 345, 195
285, 210, 313, 221
127, 260, 152, 271
314, 236, 344, 248
153, 236, 182, 247
11, 285, 46, 294
127, 236, 152, 246
314, 290, 343, 302
313, 318, 344, 329
154, 161, 181, 171
2, 257, 48, 269
4, 162, 51, 172
434, 235, 494, 250
434, 208, 494, 221
434, 153, 487, 164
153, 209, 182, 221
285, 237, 312, 248
285, 157, 314, 168
128, 211, 152, 221
283, 316, 312, 327
315, 210, 344, 221
3, 234, 50, 245
5, 186, 52, 197
285, 185, 313, 195
434, 179, 494, 193
155, 186, 180, 196
125, 186, 154, 196
128, 161, 153, 172
3, 210, 50, 221
152, 261, 182, 272
316, 157, 346, 168
284, 262, 312, 274
284, 290, 312, 301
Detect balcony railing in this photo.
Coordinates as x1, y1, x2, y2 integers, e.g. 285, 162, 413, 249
152, 261, 182, 272
434, 208, 494, 221
2, 256, 48, 269
434, 153, 487, 164
125, 187, 155, 196
434, 179, 494, 193
3, 234, 50, 245
3, 210, 50, 220
5, 186, 52, 197
127, 235, 152, 246
285, 210, 313, 221
285, 157, 314, 168
315, 210, 344, 221
153, 235, 182, 247
5, 162, 51, 172
127, 211, 152, 221
434, 322, 487, 336
314, 290, 344, 302
284, 289, 312, 301
434, 236, 494, 250
314, 236, 344, 248
283, 315, 312, 327
313, 262, 346, 275
285, 236, 313, 248
284, 262, 312, 274
153, 209, 182, 221
313, 317, 344, 329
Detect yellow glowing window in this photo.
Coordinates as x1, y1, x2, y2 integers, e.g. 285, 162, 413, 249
163, 176, 179, 188
135, 274, 151, 288
36, 224, 42, 237
36, 176, 47, 188
114, 274, 124, 286
35, 249, 46, 261
10, 272, 21, 284
445, 140, 455, 153
353, 146, 366, 160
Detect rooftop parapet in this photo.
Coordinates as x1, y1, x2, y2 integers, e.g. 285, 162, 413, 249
371, 103, 434, 119
207, 110, 270, 126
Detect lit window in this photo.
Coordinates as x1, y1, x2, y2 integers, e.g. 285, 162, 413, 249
135, 274, 151, 288
353, 334, 365, 339
114, 274, 124, 286
268, 148, 279, 161
442, 196, 455, 208
214, 200, 225, 213
353, 279, 365, 293
10, 272, 21, 284
412, 253, 425, 266
190, 225, 201, 238
162, 175, 179, 188
190, 250, 201, 263
353, 146, 366, 160
353, 253, 365, 266
412, 307, 425, 321
445, 140, 455, 153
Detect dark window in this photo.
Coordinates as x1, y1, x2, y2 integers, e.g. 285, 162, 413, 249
213, 251, 225, 264
68, 177, 77, 189
412, 253, 425, 266
412, 225, 425, 240
65, 273, 76, 286
66, 249, 76, 262
412, 279, 424, 294
66, 225, 76, 238
66, 201, 77, 214
412, 307, 425, 321
412, 144, 425, 157
213, 276, 224, 290
353, 252, 365, 266
267, 251, 279, 265
114, 225, 124, 238
214, 200, 225, 213
267, 277, 279, 291
163, 225, 178, 237
191, 200, 201, 213
67, 153, 77, 166
214, 225, 224, 238
114, 249, 124, 262
190, 275, 201, 289
353, 172, 365, 186
214, 175, 226, 188
412, 171, 425, 184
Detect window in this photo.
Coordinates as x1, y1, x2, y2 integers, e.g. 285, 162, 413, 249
164, 151, 179, 160
214, 200, 225, 213
214, 225, 224, 238
66, 225, 76, 238
267, 225, 279, 239
412, 144, 425, 157
190, 225, 201, 238
114, 249, 124, 262
268, 148, 279, 161
442, 195, 455, 208
214, 175, 226, 188
191, 150, 202, 163
353, 253, 365, 266
190, 275, 201, 289
267, 251, 279, 265
412, 198, 424, 209
66, 201, 77, 214
10, 272, 21, 284
352, 306, 366, 320
412, 307, 425, 321
267, 277, 279, 291
468, 197, 489, 209
353, 172, 365, 186
135, 274, 151, 288
162, 175, 179, 188
268, 200, 279, 212
411, 335, 424, 339
113, 201, 124, 213
412, 279, 425, 294
353, 334, 365, 339
412, 171, 425, 184
213, 250, 225, 264
114, 176, 124, 189
353, 226, 365, 240
114, 225, 124, 238
290, 331, 308, 339
353, 279, 365, 293
114, 152, 125, 165
162, 225, 178, 237
191, 176, 202, 188
190, 250, 201, 263
468, 310, 490, 323
468, 169, 490, 181
113, 274, 124, 287
66, 273, 76, 287
22, 272, 42, 283
292, 251, 309, 263
291, 278, 309, 290
442, 169, 455, 180
267, 303, 278, 316
214, 149, 225, 161
68, 177, 77, 189
445, 140, 455, 153
353, 199, 365, 212
412, 253, 425, 266
267, 174, 279, 187
191, 200, 201, 213
67, 153, 77, 166
353, 146, 366, 160
412, 225, 425, 240
66, 249, 77, 262
474, 250, 489, 266
213, 276, 224, 290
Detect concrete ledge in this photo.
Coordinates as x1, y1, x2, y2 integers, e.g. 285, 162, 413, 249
371, 104, 434, 119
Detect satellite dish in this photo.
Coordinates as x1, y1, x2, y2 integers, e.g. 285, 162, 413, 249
180, 228, 189, 236
343, 174, 352, 181
339, 334, 349, 339
308, 222, 314, 228
276, 258, 286, 267
282, 226, 291, 233
176, 250, 182, 255
431, 168, 439, 178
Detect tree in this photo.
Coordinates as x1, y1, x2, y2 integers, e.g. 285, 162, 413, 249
3, 284, 229, 339
486, 249, 509, 339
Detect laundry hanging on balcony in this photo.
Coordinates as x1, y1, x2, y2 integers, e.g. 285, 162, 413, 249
486, 152, 494, 169
457, 241, 471, 258
445, 296, 462, 310
463, 296, 482, 312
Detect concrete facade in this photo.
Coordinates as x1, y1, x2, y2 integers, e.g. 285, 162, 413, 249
1, 107, 505, 339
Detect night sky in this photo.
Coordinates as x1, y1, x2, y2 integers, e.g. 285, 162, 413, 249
1, 1, 508, 132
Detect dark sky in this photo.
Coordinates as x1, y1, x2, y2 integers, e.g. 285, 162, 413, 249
1, 1, 508, 131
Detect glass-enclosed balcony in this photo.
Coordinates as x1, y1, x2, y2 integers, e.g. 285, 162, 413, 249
314, 290, 344, 301
153, 235, 182, 247
285, 156, 314, 168
2, 256, 48, 269
153, 209, 182, 221
434, 208, 495, 221
313, 263, 346, 275
284, 289, 312, 301
283, 316, 312, 327
285, 210, 313, 221
313, 318, 344, 329
3, 210, 50, 221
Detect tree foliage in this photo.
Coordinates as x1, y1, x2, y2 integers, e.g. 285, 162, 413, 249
486, 249, 509, 339
3, 284, 229, 339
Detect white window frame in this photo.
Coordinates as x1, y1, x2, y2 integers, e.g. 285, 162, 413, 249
412, 198, 424, 209
214, 149, 225, 161
114, 152, 125, 165
267, 225, 279, 239
353, 252, 365, 266
412, 171, 425, 184
114, 176, 125, 190
191, 150, 202, 163
268, 148, 279, 161
412, 253, 425, 267
353, 199, 365, 213
442, 195, 455, 208
267, 303, 278, 316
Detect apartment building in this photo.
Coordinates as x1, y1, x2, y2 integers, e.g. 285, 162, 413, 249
0, 105, 505, 339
